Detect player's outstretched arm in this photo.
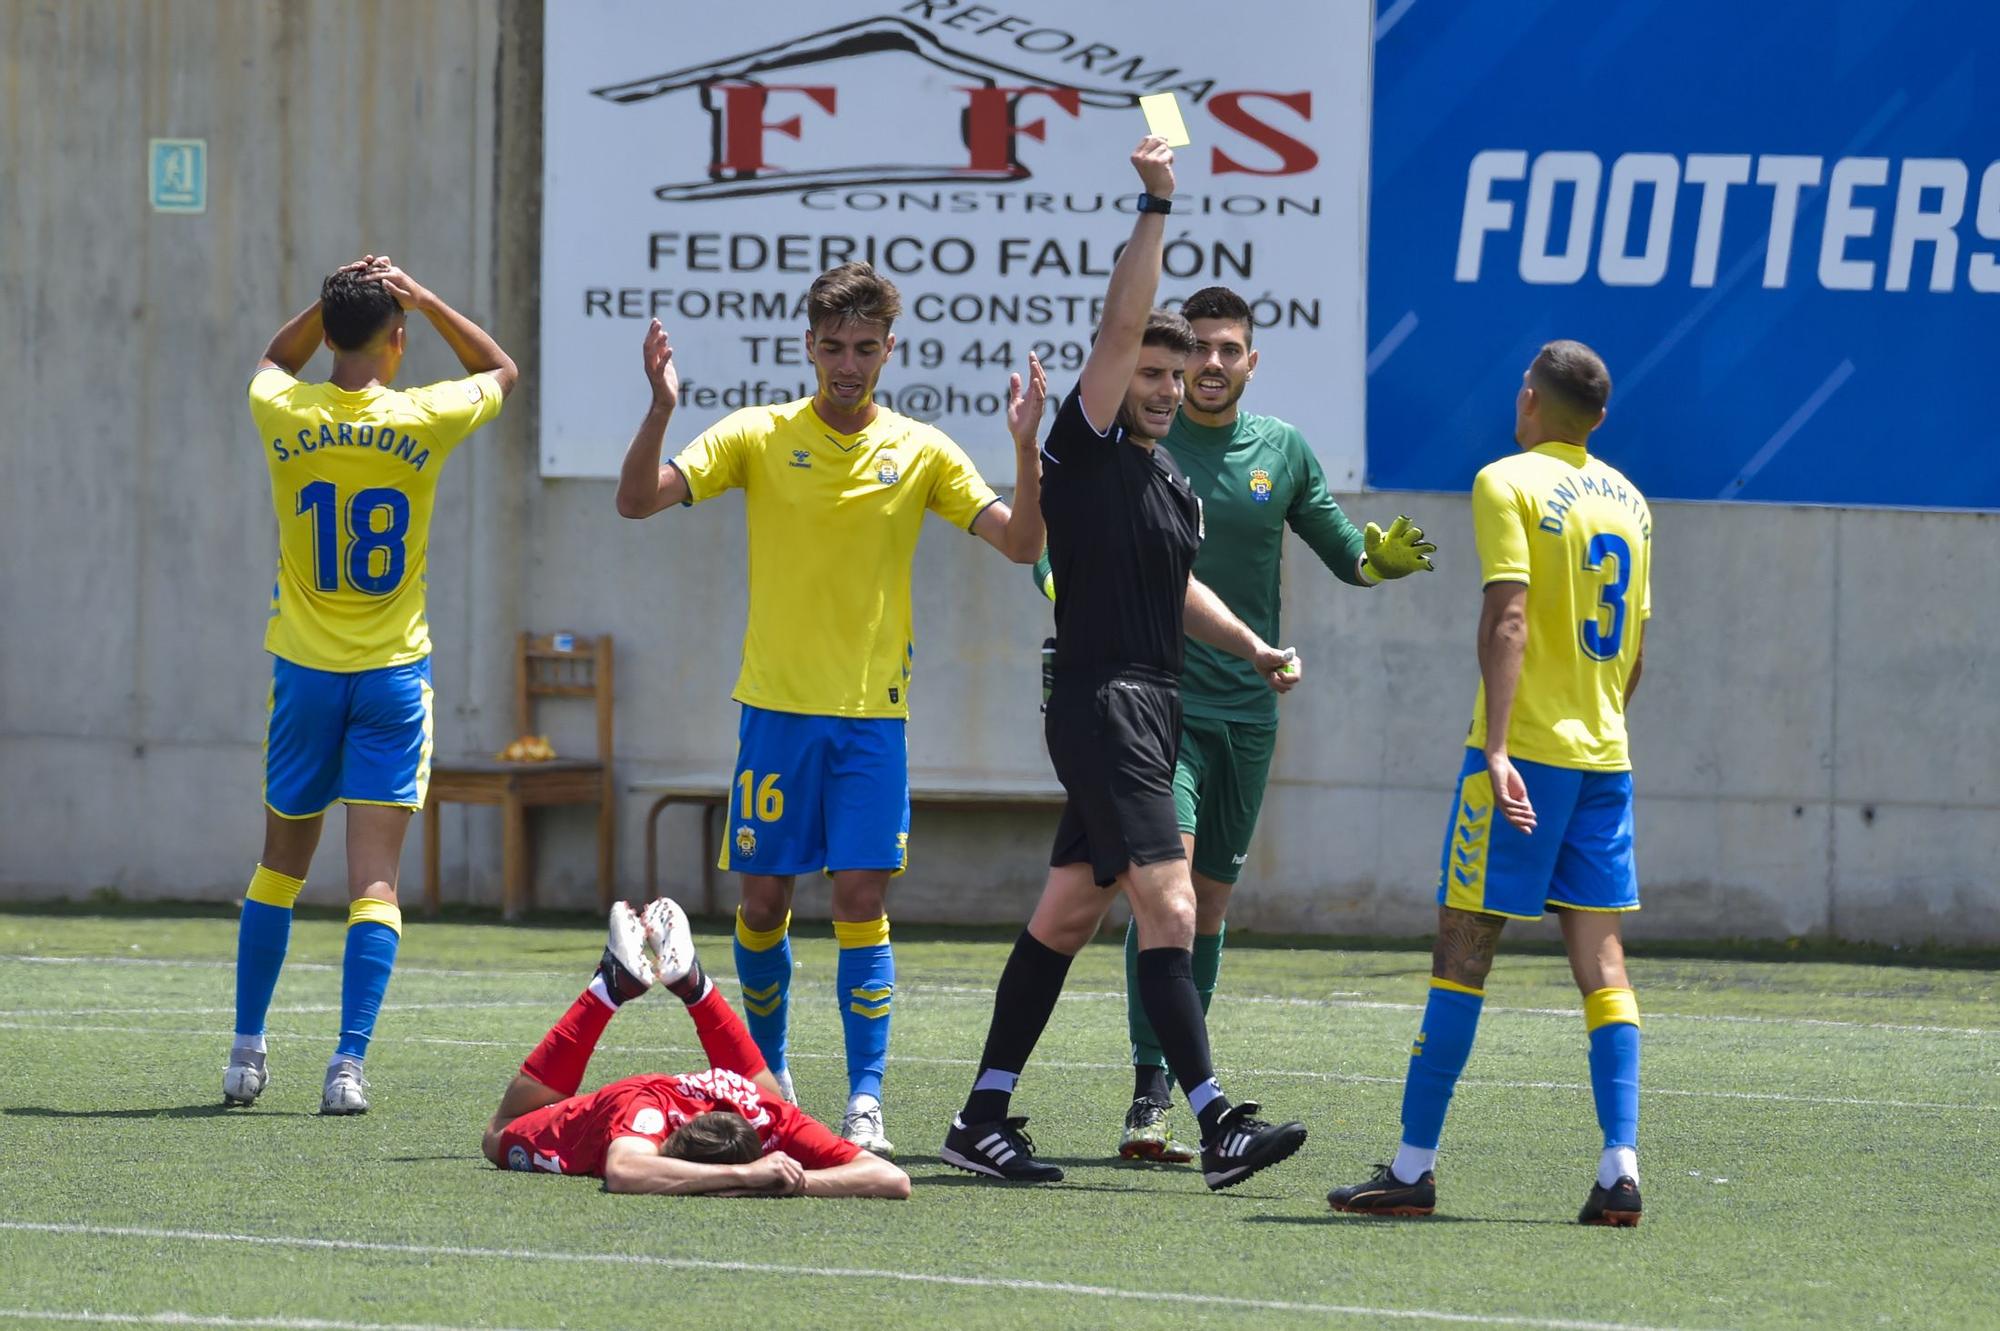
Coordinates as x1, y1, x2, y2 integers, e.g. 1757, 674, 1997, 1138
1476, 581, 1536, 833
1076, 136, 1174, 433
971, 351, 1049, 563
1184, 577, 1299, 692
615, 319, 693, 518
602, 1138, 806, 1196
373, 259, 519, 397
800, 1151, 912, 1200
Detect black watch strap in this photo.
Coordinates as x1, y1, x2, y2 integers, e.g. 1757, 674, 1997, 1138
1137, 192, 1173, 215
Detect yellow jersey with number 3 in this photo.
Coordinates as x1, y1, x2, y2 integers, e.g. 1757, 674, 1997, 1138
251, 368, 503, 672
673, 398, 1000, 719
1467, 441, 1652, 771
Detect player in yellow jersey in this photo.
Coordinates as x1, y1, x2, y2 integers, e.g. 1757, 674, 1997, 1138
615, 262, 1047, 1155
225, 256, 517, 1116
1329, 340, 1654, 1225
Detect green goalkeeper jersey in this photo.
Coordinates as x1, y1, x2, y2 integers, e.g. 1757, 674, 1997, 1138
1167, 411, 1369, 723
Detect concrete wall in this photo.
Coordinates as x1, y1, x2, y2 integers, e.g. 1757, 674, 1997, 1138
4, 1, 1996, 943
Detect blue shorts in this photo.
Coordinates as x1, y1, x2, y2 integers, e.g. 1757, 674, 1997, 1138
264, 656, 435, 818
718, 705, 910, 877
1438, 747, 1638, 919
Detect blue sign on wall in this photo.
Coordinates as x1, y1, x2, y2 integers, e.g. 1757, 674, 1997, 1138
1366, 0, 2000, 508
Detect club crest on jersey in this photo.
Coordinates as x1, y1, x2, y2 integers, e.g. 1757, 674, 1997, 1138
877, 459, 901, 486
1248, 468, 1273, 503
506, 1145, 530, 1171
789, 449, 811, 469
735, 824, 757, 858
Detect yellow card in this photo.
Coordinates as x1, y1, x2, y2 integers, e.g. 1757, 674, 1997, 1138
1139, 92, 1191, 147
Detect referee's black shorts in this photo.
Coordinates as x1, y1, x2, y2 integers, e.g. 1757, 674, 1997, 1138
1044, 667, 1186, 887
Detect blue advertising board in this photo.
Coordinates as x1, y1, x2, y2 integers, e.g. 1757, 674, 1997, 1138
1366, 0, 2000, 508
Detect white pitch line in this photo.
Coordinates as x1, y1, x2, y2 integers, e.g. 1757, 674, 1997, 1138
0, 1019, 1985, 1112
0, 1222, 1725, 1331
0, 1311, 547, 1331
4, 954, 1991, 1037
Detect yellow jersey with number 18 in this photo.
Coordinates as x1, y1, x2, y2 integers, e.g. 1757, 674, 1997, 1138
250, 368, 503, 672
1467, 441, 1652, 772
673, 398, 1000, 720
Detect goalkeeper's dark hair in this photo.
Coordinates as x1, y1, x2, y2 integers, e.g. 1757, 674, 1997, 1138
1180, 286, 1255, 345
661, 1110, 761, 1165
1528, 340, 1612, 434
320, 268, 404, 352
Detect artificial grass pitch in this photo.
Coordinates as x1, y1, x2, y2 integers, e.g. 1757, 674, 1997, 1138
0, 908, 1994, 1330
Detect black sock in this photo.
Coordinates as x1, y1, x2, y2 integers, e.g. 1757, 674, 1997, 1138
1136, 947, 1233, 1141
962, 930, 1073, 1123
665, 956, 708, 1004
1133, 1064, 1171, 1105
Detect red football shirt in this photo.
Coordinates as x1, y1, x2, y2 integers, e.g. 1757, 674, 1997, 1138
497, 1069, 859, 1177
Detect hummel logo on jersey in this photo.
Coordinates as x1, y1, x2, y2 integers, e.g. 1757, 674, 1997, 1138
789, 449, 812, 469
1232, 853, 1249, 865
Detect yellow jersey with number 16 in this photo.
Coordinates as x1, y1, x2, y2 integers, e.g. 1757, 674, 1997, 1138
251, 368, 503, 672
1467, 441, 1652, 772
673, 398, 1000, 720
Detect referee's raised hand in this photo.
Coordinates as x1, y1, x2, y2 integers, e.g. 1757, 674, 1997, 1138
1132, 134, 1175, 197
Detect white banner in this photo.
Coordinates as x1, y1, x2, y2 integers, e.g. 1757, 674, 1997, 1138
540, 0, 1371, 482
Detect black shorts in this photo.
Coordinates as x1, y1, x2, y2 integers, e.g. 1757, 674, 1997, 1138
1044, 669, 1186, 887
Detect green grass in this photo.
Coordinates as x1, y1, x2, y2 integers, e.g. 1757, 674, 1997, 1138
0, 907, 1994, 1331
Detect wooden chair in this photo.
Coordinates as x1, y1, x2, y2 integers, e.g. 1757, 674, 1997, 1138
423, 632, 614, 920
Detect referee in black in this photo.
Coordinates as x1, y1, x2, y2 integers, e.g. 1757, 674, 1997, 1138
941, 136, 1309, 1190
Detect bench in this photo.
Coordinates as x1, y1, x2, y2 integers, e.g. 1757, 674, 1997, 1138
633, 770, 1067, 914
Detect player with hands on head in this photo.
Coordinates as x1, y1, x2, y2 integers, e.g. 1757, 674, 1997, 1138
613, 262, 1046, 1159
1327, 340, 1651, 1225
485, 898, 909, 1199
943, 136, 1307, 1193
226, 253, 516, 1116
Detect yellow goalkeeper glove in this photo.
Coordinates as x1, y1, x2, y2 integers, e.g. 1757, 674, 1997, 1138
1033, 550, 1056, 602
1361, 515, 1437, 582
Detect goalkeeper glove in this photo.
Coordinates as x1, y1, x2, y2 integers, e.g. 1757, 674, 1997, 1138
1033, 550, 1056, 602
1361, 515, 1437, 582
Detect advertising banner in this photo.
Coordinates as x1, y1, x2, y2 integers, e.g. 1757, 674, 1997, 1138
541, 1, 1370, 481
1367, 0, 2000, 508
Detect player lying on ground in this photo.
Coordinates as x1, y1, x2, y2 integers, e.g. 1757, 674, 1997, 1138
483, 900, 910, 1198
1326, 340, 1650, 1226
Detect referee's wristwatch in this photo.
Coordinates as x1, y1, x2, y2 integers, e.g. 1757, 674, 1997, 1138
1136, 192, 1173, 214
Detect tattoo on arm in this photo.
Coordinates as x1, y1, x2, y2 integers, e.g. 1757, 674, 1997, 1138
1433, 908, 1505, 989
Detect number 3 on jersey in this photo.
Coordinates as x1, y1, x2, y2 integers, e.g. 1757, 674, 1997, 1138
1579, 532, 1632, 660
297, 481, 410, 595
736, 770, 785, 822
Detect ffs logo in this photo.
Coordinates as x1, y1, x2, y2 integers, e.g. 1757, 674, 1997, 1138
877, 459, 900, 486
789, 449, 812, 469
735, 824, 757, 858
1248, 468, 1273, 503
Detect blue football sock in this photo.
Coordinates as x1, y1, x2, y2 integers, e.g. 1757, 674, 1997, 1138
1398, 980, 1485, 1151
234, 865, 303, 1039
834, 915, 894, 1101
734, 908, 793, 1076
334, 898, 401, 1062
1584, 987, 1642, 1149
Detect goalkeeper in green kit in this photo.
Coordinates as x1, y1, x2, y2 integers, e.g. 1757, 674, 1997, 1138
1031, 286, 1438, 1160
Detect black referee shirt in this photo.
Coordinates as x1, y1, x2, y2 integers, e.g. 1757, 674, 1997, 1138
1039, 387, 1202, 677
